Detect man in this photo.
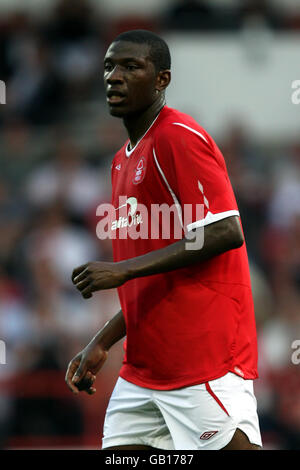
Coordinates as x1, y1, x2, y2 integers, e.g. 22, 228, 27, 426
65, 30, 262, 450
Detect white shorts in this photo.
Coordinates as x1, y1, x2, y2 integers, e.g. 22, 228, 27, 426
101, 372, 262, 450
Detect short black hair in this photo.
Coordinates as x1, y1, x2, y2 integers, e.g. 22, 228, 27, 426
112, 30, 171, 73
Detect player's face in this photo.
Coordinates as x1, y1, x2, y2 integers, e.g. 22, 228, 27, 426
103, 41, 159, 118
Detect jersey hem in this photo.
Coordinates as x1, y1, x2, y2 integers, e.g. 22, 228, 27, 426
119, 366, 258, 391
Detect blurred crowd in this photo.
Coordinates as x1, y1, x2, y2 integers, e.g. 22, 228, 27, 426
0, 0, 300, 450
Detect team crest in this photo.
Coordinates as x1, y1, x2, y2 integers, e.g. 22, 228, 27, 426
132, 157, 147, 185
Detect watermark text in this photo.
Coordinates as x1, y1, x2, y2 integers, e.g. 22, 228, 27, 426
96, 197, 205, 250
291, 339, 300, 365
0, 340, 6, 365
291, 80, 300, 105
0, 80, 6, 104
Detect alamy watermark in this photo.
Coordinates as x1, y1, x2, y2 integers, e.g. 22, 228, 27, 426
0, 340, 6, 365
95, 197, 205, 250
291, 80, 300, 105
0, 80, 6, 104
291, 340, 300, 365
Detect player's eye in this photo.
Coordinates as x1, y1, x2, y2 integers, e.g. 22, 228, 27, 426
104, 63, 113, 72
126, 64, 139, 71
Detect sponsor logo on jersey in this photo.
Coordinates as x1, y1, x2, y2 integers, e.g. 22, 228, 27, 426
111, 196, 143, 231
200, 430, 218, 440
115, 164, 121, 171
132, 157, 146, 185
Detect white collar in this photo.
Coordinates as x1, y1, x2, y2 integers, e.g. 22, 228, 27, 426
125, 109, 163, 157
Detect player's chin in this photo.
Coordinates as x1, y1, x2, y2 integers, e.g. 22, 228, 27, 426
107, 105, 128, 118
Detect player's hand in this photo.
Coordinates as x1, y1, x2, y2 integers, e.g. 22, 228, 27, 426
65, 343, 108, 395
72, 261, 130, 299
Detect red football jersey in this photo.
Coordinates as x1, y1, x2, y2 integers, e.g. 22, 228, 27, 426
109, 106, 258, 390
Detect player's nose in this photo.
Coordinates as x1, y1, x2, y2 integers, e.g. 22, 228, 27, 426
106, 65, 125, 84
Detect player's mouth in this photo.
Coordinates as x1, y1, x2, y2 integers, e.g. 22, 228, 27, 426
107, 90, 127, 105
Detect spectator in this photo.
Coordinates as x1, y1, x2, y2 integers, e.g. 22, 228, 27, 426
42, 0, 103, 100
162, 0, 240, 31
25, 137, 107, 221
6, 23, 66, 125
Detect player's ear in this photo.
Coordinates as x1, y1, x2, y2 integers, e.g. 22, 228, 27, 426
156, 70, 171, 93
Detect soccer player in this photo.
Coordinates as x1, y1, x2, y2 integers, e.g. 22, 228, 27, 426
65, 30, 262, 450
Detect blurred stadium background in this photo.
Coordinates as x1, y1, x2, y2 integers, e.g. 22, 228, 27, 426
0, 0, 300, 450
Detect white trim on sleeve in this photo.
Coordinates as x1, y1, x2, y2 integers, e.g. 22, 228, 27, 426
186, 210, 240, 231
172, 122, 209, 144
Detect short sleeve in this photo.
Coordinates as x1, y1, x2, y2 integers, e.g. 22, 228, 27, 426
153, 122, 239, 232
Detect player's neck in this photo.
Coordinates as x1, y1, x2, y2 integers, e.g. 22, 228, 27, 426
123, 98, 165, 149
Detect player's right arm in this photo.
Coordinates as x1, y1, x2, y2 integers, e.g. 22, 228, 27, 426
65, 309, 126, 395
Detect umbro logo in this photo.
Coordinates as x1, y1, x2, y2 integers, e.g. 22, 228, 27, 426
115, 164, 121, 171
200, 431, 218, 440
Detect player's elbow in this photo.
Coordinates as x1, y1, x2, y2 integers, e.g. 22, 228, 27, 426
226, 216, 244, 250
230, 231, 244, 249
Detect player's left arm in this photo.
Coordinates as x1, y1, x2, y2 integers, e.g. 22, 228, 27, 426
72, 215, 244, 298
